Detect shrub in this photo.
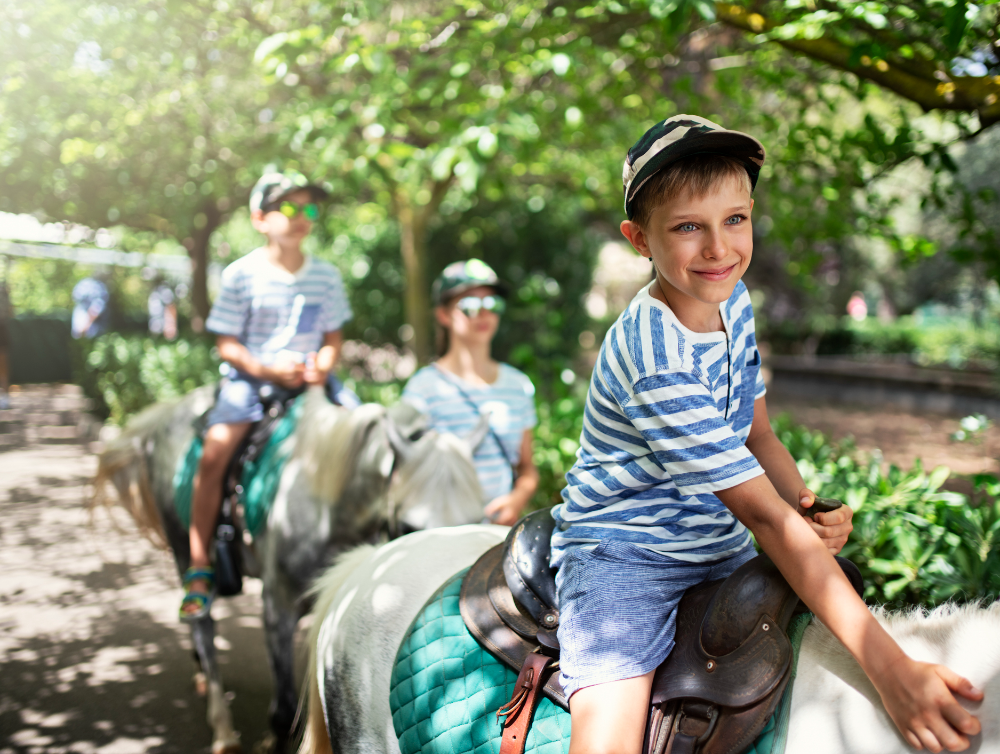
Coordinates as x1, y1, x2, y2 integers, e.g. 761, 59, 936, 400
77, 333, 220, 425
773, 414, 1000, 607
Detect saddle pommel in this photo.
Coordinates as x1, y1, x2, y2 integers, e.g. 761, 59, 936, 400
501, 510, 559, 626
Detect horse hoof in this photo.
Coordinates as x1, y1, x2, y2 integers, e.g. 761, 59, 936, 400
194, 671, 208, 697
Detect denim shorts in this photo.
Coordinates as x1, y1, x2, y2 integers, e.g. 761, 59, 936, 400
205, 372, 360, 427
554, 539, 757, 699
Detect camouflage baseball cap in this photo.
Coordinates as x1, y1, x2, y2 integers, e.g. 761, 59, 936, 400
622, 114, 765, 219
431, 259, 508, 305
249, 169, 329, 213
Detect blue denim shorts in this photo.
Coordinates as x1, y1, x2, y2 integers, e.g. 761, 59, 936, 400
205, 372, 360, 427
554, 539, 757, 698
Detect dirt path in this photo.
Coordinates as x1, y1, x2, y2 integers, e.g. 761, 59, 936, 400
768, 394, 1000, 477
0, 388, 276, 754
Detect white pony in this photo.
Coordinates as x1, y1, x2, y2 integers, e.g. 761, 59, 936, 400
298, 527, 1000, 754
93, 386, 488, 753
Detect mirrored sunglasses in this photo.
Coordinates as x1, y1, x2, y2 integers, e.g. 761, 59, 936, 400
455, 295, 505, 318
274, 200, 320, 221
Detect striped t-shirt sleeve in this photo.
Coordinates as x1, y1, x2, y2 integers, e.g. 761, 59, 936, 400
317, 264, 352, 333
625, 369, 764, 496
205, 264, 247, 337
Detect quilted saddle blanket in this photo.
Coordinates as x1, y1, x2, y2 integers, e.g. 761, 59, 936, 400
172, 395, 304, 536
389, 567, 812, 754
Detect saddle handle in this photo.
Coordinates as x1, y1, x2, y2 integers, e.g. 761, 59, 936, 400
801, 496, 842, 518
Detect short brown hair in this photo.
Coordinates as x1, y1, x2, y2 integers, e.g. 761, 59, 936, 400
629, 154, 752, 229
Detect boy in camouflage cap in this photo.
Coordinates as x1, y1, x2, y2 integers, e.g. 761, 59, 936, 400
180, 168, 355, 621
550, 115, 981, 752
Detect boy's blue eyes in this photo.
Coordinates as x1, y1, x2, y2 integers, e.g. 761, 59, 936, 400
674, 215, 745, 232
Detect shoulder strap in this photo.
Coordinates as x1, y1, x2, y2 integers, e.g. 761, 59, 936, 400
433, 364, 517, 469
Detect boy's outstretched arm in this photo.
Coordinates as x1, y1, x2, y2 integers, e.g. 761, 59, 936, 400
745, 396, 853, 554
716, 476, 983, 752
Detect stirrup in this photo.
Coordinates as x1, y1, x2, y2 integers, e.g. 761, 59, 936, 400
180, 566, 216, 622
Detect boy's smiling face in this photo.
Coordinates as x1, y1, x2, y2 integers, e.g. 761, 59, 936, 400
621, 174, 753, 332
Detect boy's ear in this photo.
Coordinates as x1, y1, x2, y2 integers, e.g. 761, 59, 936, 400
250, 209, 267, 232
620, 220, 650, 259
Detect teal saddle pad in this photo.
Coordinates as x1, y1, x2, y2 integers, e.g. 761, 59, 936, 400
389, 568, 812, 754
172, 395, 304, 536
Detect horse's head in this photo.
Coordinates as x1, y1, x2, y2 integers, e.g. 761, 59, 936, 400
383, 410, 488, 537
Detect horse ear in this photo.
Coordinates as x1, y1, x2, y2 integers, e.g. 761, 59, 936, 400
384, 416, 414, 465
466, 412, 491, 452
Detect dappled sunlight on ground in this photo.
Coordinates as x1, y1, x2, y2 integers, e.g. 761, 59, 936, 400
0, 432, 278, 754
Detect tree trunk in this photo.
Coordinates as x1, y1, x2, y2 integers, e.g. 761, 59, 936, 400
188, 201, 221, 332
398, 199, 431, 365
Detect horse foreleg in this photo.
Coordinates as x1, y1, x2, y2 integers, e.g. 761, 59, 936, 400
263, 580, 299, 754
190, 616, 242, 754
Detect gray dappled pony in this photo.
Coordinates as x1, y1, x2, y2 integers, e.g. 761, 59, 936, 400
92, 385, 488, 754
299, 527, 1000, 754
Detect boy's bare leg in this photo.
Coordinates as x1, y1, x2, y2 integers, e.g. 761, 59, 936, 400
568, 672, 655, 754
184, 422, 251, 608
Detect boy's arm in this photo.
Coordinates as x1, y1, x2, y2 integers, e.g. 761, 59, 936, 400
745, 396, 853, 554
304, 330, 342, 385
216, 335, 303, 388
716, 476, 982, 751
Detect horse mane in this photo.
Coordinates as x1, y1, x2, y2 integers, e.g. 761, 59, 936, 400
294, 388, 387, 505
297, 544, 377, 754
387, 430, 484, 523
91, 398, 183, 550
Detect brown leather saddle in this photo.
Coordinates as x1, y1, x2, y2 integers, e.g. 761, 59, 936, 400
459, 506, 863, 754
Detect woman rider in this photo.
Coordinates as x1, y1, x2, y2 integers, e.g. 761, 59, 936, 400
402, 259, 539, 526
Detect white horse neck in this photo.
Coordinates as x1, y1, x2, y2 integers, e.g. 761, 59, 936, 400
789, 603, 1000, 753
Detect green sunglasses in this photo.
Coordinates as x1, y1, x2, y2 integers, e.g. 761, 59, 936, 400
271, 200, 320, 221
455, 295, 505, 318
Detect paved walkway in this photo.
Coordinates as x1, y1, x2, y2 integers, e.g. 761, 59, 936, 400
0, 387, 274, 754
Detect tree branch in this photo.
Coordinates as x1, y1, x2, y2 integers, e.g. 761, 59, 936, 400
715, 3, 1000, 127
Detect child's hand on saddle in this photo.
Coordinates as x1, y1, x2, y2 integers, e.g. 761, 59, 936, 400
797, 488, 853, 555
302, 352, 326, 385
876, 655, 982, 752
484, 494, 525, 527
268, 358, 305, 389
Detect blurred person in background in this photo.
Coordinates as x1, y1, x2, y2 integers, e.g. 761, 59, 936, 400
71, 272, 110, 339
180, 169, 353, 621
148, 276, 178, 340
402, 259, 538, 526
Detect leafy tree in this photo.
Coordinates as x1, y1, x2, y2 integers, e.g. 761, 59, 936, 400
261, 0, 649, 362
0, 0, 307, 323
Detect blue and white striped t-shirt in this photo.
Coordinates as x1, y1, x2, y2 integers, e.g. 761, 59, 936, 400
205, 249, 352, 365
550, 280, 766, 567
402, 364, 538, 503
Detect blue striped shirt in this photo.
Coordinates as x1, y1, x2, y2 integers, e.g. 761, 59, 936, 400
205, 249, 351, 365
550, 281, 766, 567
402, 364, 537, 503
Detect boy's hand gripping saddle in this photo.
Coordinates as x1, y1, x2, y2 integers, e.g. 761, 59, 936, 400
459, 505, 861, 754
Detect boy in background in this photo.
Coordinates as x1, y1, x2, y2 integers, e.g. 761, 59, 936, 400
180, 169, 352, 621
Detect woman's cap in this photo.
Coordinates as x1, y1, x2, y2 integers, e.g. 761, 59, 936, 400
250, 169, 329, 212
622, 114, 766, 220
432, 259, 509, 305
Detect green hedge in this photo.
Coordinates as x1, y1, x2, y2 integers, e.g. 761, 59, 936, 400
76, 333, 221, 425
775, 414, 1000, 608
77, 336, 998, 607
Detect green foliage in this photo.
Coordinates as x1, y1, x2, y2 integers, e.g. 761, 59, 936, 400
774, 414, 1000, 607
77, 333, 220, 425
814, 314, 1000, 368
